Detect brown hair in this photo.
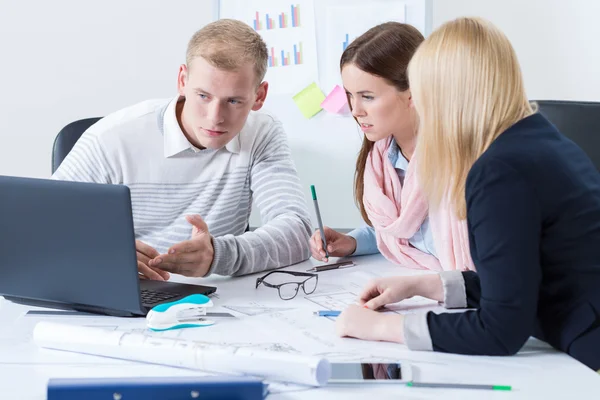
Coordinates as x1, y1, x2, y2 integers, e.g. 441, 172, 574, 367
340, 22, 425, 225
186, 19, 268, 84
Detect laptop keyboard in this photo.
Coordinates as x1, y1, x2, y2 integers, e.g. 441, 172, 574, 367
140, 289, 179, 306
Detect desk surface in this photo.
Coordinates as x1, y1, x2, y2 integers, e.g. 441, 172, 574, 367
1, 254, 599, 399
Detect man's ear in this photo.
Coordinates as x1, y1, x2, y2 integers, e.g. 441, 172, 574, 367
177, 64, 188, 97
251, 81, 269, 111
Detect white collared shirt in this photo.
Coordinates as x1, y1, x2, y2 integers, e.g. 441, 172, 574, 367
162, 97, 241, 157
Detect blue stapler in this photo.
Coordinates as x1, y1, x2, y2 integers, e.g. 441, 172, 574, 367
146, 294, 215, 331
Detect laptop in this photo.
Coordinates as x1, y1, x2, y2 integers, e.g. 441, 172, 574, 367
0, 175, 216, 317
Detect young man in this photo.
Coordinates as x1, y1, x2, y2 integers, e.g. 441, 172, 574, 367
53, 19, 312, 279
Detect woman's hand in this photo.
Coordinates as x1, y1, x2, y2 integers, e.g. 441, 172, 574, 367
335, 304, 404, 343
358, 274, 444, 309
336, 274, 444, 342
309, 226, 357, 262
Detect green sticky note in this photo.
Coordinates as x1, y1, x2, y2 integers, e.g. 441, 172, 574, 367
293, 82, 325, 119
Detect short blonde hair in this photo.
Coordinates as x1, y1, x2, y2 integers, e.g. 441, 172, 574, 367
409, 17, 534, 219
186, 19, 268, 83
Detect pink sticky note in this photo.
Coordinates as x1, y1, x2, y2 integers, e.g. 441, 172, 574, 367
321, 85, 348, 114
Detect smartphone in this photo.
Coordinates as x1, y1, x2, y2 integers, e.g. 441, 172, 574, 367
328, 362, 412, 384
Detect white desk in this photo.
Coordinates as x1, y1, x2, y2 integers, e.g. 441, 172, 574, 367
1, 254, 599, 399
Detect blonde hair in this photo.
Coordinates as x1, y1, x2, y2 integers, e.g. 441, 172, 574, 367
186, 19, 268, 83
409, 17, 534, 219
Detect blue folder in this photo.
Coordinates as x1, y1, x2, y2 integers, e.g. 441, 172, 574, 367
47, 376, 267, 400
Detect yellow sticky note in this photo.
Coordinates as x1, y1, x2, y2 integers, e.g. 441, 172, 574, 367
293, 82, 326, 119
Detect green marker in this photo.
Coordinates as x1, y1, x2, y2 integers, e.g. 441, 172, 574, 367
406, 382, 511, 391
310, 185, 329, 259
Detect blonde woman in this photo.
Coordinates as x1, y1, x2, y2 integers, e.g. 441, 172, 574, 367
336, 17, 600, 370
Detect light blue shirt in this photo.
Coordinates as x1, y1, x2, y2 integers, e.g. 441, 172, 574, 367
348, 141, 437, 257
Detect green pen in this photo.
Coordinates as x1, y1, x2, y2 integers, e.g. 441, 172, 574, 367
406, 382, 512, 391
310, 185, 329, 258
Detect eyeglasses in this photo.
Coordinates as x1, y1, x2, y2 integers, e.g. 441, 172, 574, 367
255, 271, 318, 300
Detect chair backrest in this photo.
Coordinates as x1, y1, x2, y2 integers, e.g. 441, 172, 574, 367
51, 117, 102, 174
534, 100, 600, 170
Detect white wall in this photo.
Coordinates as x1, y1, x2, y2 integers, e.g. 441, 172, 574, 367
2, 0, 599, 230
0, 0, 215, 178
256, 0, 432, 230
433, 0, 600, 102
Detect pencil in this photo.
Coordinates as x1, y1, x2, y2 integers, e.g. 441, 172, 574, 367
406, 382, 511, 391
310, 185, 329, 258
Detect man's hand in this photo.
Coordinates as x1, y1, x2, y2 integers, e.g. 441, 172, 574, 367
149, 215, 214, 277
136, 240, 170, 281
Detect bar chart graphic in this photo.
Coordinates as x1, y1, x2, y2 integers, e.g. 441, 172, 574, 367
253, 4, 301, 30
220, 0, 318, 94
322, 3, 407, 94
342, 33, 350, 51
268, 42, 304, 67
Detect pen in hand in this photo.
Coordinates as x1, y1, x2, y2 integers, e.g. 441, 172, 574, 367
310, 185, 329, 259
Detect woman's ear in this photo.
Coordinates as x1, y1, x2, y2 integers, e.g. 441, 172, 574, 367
405, 89, 414, 109
398, 89, 413, 109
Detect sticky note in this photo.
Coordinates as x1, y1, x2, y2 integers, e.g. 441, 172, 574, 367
321, 85, 348, 114
293, 82, 326, 119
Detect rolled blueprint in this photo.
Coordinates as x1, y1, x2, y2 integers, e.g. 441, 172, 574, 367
33, 322, 331, 386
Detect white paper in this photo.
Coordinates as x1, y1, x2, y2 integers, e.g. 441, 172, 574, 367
305, 270, 439, 314
219, 0, 319, 94
222, 301, 295, 316
321, 3, 407, 94
33, 322, 330, 387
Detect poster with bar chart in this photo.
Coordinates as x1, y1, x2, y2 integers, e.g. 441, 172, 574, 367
268, 42, 304, 67
254, 4, 301, 30
220, 0, 318, 94
321, 3, 406, 93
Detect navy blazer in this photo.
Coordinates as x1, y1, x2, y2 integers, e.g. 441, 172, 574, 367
426, 113, 600, 370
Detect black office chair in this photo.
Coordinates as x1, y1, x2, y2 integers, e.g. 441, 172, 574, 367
534, 100, 600, 170
51, 117, 102, 174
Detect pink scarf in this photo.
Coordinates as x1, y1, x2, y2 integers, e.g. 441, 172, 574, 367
363, 137, 475, 271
